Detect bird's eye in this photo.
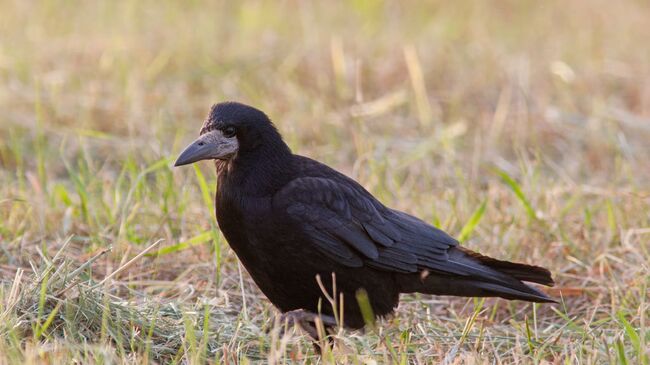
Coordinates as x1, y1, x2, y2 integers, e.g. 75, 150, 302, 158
222, 126, 237, 138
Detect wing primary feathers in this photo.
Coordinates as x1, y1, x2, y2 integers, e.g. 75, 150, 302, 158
363, 222, 395, 247
331, 221, 380, 259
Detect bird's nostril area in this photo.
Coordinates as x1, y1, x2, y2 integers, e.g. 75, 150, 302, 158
198, 142, 205, 146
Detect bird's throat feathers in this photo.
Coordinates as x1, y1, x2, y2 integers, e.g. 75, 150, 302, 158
216, 133, 294, 197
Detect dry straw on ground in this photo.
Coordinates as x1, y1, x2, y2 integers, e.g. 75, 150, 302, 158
1, 1, 649, 363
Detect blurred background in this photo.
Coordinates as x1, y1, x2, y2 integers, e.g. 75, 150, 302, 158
1, 0, 648, 363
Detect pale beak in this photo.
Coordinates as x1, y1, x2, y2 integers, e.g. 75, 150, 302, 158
174, 130, 239, 167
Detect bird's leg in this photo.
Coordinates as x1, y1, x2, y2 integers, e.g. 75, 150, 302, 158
279, 309, 338, 353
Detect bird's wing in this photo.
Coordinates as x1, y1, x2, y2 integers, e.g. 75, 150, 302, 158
274, 176, 459, 273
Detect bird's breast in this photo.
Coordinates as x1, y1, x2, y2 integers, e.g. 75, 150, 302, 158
215, 190, 275, 245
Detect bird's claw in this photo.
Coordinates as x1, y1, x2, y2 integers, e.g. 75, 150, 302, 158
279, 309, 337, 339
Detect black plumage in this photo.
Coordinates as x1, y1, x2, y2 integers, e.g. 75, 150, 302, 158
174, 102, 555, 330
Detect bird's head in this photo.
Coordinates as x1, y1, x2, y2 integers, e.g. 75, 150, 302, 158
174, 101, 282, 167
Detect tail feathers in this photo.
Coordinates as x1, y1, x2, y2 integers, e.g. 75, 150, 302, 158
469, 280, 555, 303
398, 273, 555, 303
398, 247, 556, 303
458, 247, 555, 286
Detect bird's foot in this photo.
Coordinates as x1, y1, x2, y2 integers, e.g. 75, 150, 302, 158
278, 309, 338, 354
279, 309, 337, 340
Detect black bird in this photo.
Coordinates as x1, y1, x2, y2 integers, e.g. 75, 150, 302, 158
174, 102, 555, 335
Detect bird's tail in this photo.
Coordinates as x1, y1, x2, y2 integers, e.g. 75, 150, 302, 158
398, 247, 556, 303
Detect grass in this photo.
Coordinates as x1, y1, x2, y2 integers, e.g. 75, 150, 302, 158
1, 0, 649, 363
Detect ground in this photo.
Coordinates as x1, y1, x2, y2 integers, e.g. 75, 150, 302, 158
0, 1, 648, 364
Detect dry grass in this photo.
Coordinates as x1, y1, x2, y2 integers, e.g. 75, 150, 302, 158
0, 0, 649, 363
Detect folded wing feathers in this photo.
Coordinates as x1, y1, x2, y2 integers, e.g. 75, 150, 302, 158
368, 246, 418, 273
307, 226, 364, 267
284, 177, 480, 275
362, 222, 396, 247
330, 219, 380, 259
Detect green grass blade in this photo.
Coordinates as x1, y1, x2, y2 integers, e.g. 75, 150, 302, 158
355, 289, 375, 329
616, 338, 629, 365
457, 199, 487, 242
34, 271, 49, 338
493, 168, 537, 220
34, 302, 61, 339
192, 165, 214, 212
617, 311, 645, 364
524, 315, 535, 355
147, 231, 212, 256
